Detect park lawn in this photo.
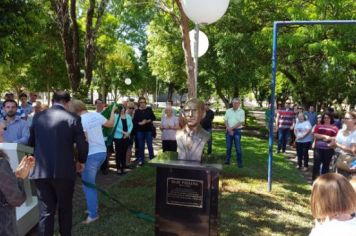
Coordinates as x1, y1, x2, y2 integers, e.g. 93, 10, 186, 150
72, 132, 312, 236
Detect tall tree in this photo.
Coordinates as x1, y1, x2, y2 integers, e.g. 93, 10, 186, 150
50, 0, 108, 97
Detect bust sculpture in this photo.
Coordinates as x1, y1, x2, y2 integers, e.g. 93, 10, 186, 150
176, 98, 210, 162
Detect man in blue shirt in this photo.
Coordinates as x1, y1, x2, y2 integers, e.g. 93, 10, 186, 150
304, 106, 317, 127
19, 93, 33, 118
2, 99, 30, 144
0, 92, 25, 120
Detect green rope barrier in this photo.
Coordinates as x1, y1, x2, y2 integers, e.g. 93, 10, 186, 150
82, 180, 155, 223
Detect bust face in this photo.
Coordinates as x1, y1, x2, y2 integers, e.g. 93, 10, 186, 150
183, 102, 203, 128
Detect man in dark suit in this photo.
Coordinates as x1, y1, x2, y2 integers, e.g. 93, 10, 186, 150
29, 91, 88, 236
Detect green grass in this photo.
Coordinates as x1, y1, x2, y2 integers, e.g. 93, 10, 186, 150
72, 132, 312, 236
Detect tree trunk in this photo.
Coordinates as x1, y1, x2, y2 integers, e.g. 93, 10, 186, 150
233, 82, 240, 99
51, 0, 81, 93
175, 0, 196, 99
84, 0, 95, 96
84, 0, 108, 96
167, 83, 174, 101
215, 81, 230, 109
51, 0, 108, 98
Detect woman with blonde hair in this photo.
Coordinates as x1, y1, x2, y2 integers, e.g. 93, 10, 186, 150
310, 173, 356, 235
69, 99, 116, 224
160, 105, 180, 152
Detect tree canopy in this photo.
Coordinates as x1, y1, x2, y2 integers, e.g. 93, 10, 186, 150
0, 0, 354, 109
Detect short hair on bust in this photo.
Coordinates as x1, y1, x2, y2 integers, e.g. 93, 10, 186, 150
185, 98, 204, 113
311, 173, 356, 221
68, 99, 87, 114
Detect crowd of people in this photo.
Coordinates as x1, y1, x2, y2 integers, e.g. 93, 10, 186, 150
271, 100, 356, 180
0, 91, 355, 235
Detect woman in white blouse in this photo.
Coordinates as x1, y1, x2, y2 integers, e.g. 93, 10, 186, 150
330, 111, 356, 155
160, 105, 179, 152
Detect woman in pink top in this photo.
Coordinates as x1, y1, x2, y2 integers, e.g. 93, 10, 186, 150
160, 106, 179, 152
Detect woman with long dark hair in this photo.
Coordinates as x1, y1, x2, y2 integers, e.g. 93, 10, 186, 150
114, 107, 133, 175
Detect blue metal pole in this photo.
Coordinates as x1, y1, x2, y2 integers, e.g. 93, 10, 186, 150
267, 20, 356, 192
275, 20, 356, 26
268, 22, 279, 192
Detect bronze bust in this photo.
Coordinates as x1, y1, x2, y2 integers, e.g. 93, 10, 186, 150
176, 98, 210, 162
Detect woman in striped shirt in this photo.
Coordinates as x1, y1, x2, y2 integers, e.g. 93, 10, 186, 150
312, 113, 339, 181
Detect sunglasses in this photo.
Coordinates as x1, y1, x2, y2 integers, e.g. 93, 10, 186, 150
128, 107, 134, 109
139, 101, 146, 104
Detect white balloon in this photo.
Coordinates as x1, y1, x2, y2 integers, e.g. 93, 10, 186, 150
189, 30, 209, 57
181, 0, 230, 24
125, 78, 131, 85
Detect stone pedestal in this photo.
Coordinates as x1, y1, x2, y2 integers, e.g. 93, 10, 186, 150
0, 143, 38, 236
150, 158, 222, 236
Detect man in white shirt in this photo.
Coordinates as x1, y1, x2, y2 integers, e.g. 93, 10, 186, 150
224, 98, 245, 167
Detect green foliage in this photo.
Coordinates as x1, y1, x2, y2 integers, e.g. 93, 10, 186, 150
0, 0, 68, 93
0, 0, 355, 109
146, 12, 186, 91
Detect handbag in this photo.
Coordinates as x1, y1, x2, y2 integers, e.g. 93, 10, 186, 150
335, 153, 356, 173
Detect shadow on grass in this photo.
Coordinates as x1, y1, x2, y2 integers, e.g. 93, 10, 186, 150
219, 191, 311, 236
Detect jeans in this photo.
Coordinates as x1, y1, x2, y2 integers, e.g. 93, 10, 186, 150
296, 141, 311, 167
206, 128, 212, 154
225, 129, 243, 166
277, 128, 291, 152
136, 131, 154, 163
82, 152, 106, 218
312, 148, 334, 181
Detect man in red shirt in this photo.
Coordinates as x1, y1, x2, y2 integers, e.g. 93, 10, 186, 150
275, 100, 295, 153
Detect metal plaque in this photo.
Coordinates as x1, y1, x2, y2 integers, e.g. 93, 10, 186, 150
166, 177, 203, 208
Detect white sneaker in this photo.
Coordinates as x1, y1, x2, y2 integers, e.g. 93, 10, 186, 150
82, 216, 99, 224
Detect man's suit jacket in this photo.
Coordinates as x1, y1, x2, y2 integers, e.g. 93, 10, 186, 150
28, 105, 88, 180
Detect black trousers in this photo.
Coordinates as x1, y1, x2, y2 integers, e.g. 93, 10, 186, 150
101, 143, 114, 171
162, 140, 177, 152
296, 141, 311, 168
312, 148, 335, 181
34, 178, 75, 236
114, 138, 130, 172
